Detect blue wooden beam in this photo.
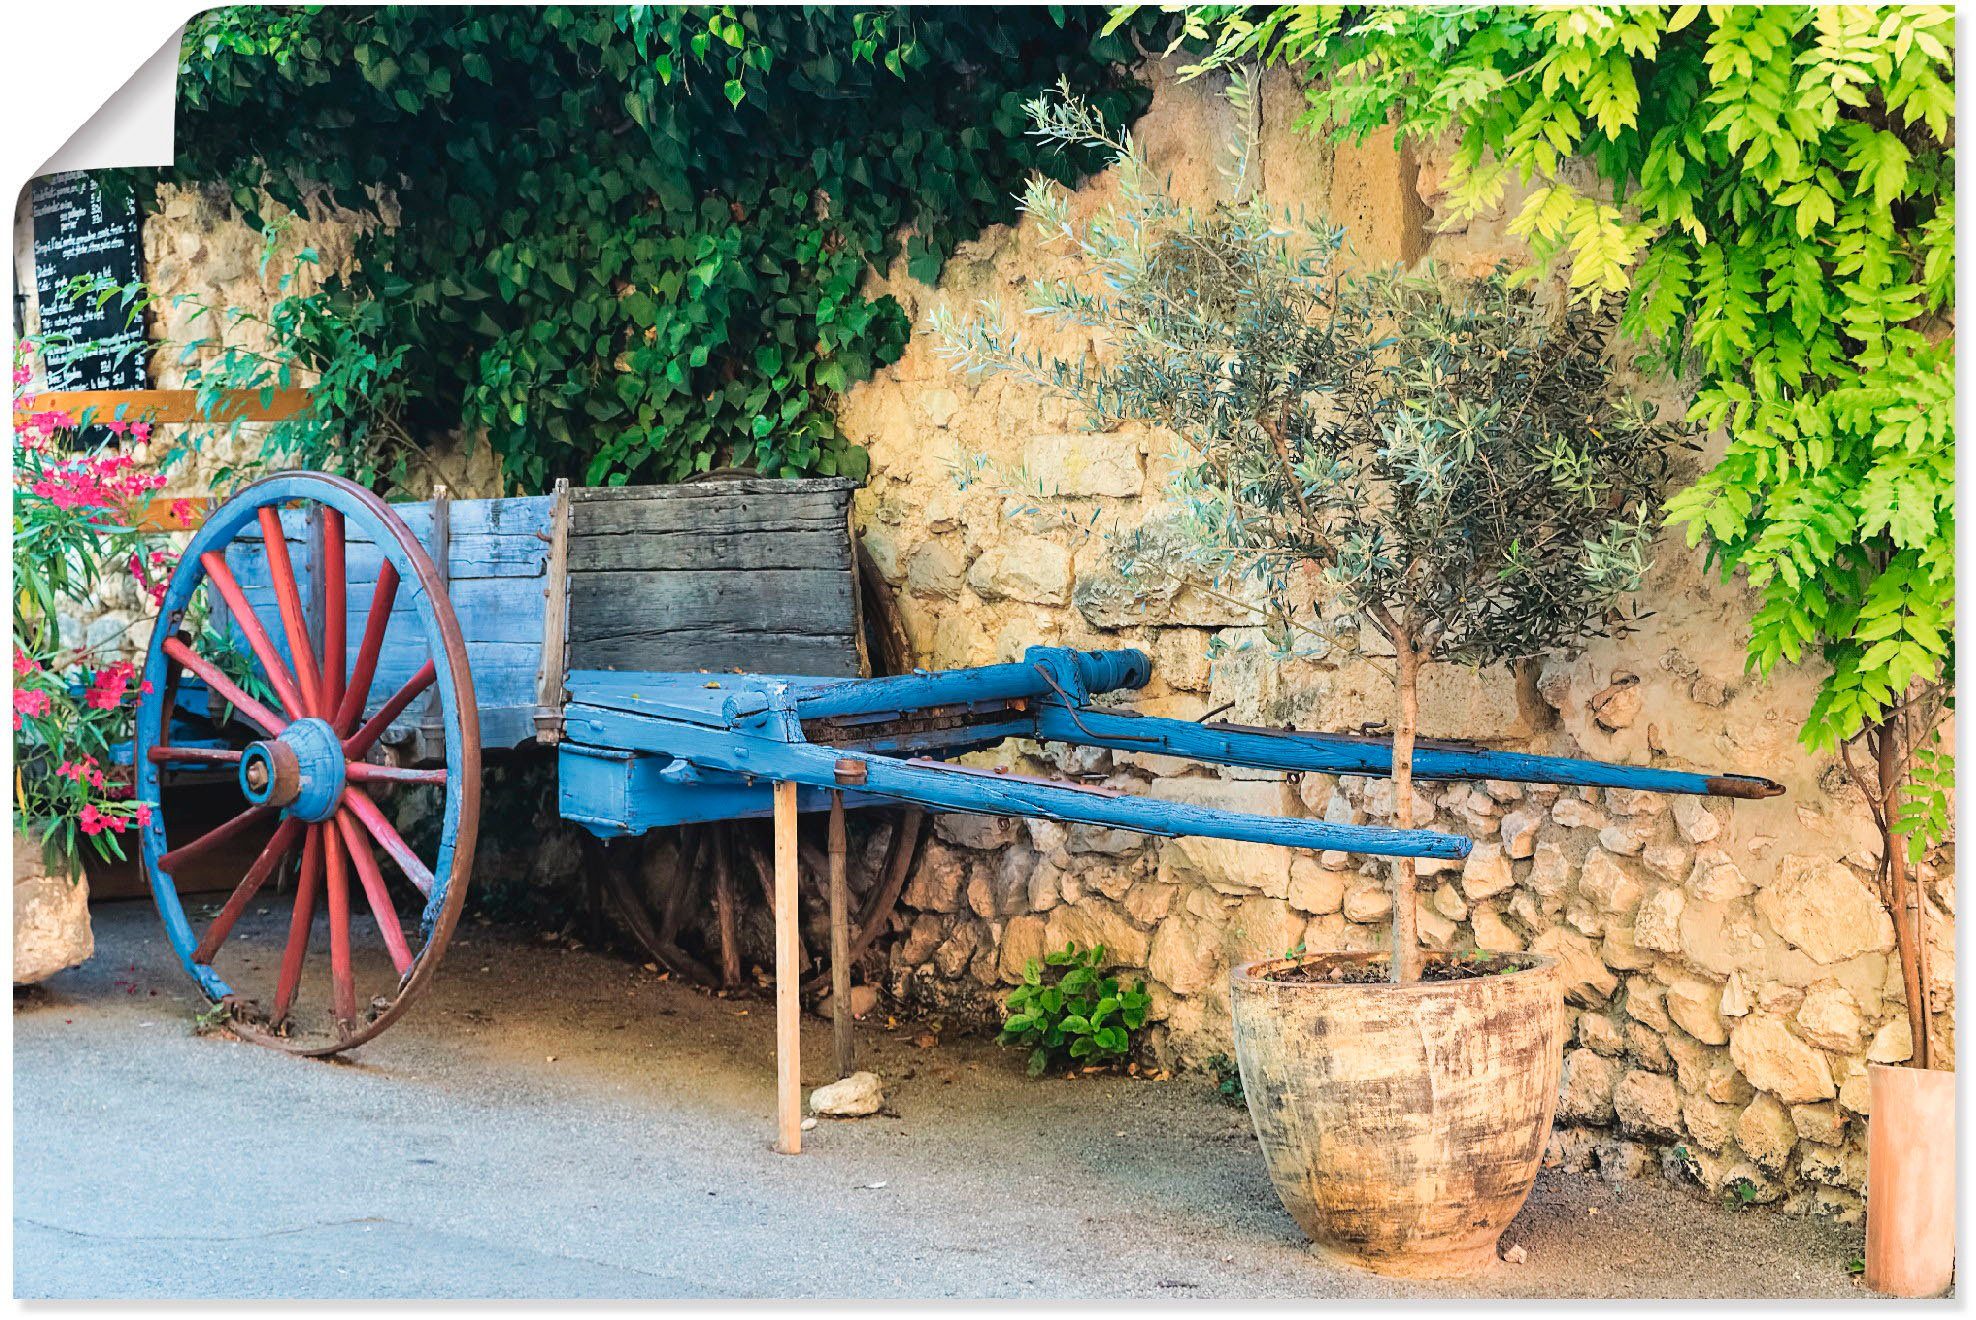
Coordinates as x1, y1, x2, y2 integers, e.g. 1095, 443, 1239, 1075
1030, 705, 1783, 800
559, 700, 1471, 861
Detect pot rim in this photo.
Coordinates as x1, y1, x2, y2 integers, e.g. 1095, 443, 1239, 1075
1866, 1060, 1956, 1079
1230, 948, 1559, 995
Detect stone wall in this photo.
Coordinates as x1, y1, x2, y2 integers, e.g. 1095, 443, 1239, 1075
835, 62, 1954, 1221
16, 62, 1954, 1220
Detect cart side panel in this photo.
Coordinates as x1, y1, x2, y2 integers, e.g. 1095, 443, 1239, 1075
225, 494, 554, 753
564, 479, 864, 678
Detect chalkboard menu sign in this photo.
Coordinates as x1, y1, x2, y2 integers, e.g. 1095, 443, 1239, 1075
30, 171, 146, 391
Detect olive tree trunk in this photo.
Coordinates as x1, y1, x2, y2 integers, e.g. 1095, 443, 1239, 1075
1875, 714, 1933, 1069
1389, 631, 1424, 984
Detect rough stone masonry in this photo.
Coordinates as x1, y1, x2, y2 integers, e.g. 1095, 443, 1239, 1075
16, 57, 1952, 1225
833, 62, 1954, 1223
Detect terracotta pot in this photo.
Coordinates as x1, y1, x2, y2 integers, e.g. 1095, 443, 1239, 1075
1866, 1062, 1955, 1297
1230, 950, 1563, 1278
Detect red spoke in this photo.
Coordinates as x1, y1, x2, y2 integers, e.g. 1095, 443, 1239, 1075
259, 506, 325, 719
159, 803, 274, 875
334, 809, 415, 977
162, 638, 287, 738
323, 819, 358, 1029
199, 550, 310, 720
146, 746, 244, 767
272, 824, 324, 1025
342, 785, 434, 897
193, 817, 304, 964
321, 508, 347, 719
345, 762, 448, 786
334, 562, 400, 736
344, 661, 436, 760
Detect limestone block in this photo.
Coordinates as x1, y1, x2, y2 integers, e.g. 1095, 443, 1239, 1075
1341, 882, 1393, 923
1527, 843, 1571, 901
1613, 1070, 1683, 1139
1633, 886, 1685, 953
1866, 1015, 1913, 1064
1578, 1012, 1626, 1057
933, 813, 1019, 852
1683, 1094, 1739, 1156
1557, 1047, 1619, 1124
1755, 854, 1896, 964
1147, 910, 1222, 995
1794, 985, 1863, 1052
967, 534, 1071, 604
902, 845, 968, 913
1729, 1016, 1836, 1103
1642, 842, 1691, 883
1044, 901, 1150, 969
905, 540, 968, 598
1498, 807, 1541, 859
997, 914, 1048, 983
1672, 796, 1722, 844
1598, 822, 1652, 856
1023, 433, 1145, 498
1685, 848, 1751, 902
1123, 879, 1176, 927
1460, 841, 1515, 900
1471, 904, 1525, 953
1790, 1101, 1847, 1146
1579, 849, 1642, 914
13, 856, 92, 986
1530, 927, 1618, 1006
1664, 978, 1730, 1045
1286, 859, 1344, 916
1735, 1094, 1798, 1172
1553, 796, 1607, 831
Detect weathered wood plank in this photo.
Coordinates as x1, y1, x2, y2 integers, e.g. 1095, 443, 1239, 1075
570, 630, 860, 676
570, 477, 858, 501
566, 528, 850, 573
567, 568, 853, 637
569, 489, 852, 540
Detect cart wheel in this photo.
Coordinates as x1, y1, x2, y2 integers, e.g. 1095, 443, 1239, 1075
134, 472, 480, 1055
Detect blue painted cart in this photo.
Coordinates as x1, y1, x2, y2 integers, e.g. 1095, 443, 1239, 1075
135, 471, 1781, 1151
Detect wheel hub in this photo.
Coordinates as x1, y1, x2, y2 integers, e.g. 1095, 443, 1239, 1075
239, 717, 345, 822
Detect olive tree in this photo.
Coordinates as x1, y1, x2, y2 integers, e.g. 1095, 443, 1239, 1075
933, 85, 1692, 981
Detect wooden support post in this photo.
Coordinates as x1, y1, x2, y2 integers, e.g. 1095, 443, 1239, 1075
828, 790, 854, 1079
773, 780, 802, 1155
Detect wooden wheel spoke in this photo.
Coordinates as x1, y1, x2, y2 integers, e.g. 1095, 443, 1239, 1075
321, 508, 347, 718
344, 660, 436, 760
193, 817, 305, 964
334, 809, 415, 978
259, 506, 325, 718
162, 637, 288, 738
198, 550, 310, 720
159, 802, 274, 875
344, 763, 447, 786
342, 785, 435, 897
322, 820, 358, 1028
335, 562, 400, 736
273, 824, 325, 1025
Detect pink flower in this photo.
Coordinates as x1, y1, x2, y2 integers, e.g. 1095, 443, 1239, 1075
134, 804, 153, 828
13, 688, 51, 721
12, 646, 38, 676
78, 805, 106, 837
85, 662, 136, 710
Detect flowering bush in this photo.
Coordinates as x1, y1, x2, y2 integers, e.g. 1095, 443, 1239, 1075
12, 344, 173, 868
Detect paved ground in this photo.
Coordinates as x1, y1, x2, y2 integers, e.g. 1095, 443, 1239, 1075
16, 900, 1871, 1300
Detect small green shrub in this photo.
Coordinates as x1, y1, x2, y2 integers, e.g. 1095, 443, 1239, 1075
1206, 1052, 1245, 1107
998, 942, 1150, 1077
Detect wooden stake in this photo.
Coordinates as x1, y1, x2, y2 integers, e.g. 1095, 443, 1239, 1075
773, 780, 802, 1155
712, 823, 743, 989
828, 790, 854, 1079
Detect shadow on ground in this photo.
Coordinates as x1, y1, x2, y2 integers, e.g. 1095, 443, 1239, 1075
14, 901, 1867, 1300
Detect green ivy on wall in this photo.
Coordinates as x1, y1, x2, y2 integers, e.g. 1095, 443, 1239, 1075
159, 6, 1155, 490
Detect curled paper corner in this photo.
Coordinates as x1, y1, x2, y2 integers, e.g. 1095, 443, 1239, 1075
37, 23, 185, 177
